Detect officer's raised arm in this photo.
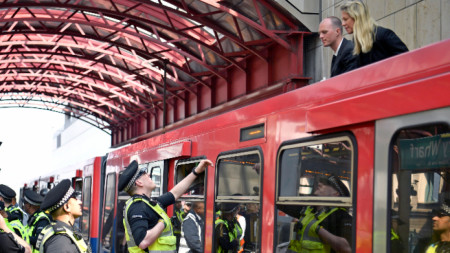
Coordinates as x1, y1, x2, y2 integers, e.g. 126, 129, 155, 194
170, 159, 213, 200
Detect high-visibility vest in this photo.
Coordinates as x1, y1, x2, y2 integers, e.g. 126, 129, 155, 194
7, 218, 29, 243
36, 222, 90, 253
6, 205, 26, 224
26, 211, 52, 253
123, 196, 176, 253
288, 207, 342, 253
215, 218, 243, 253
173, 209, 185, 234
426, 243, 439, 253
1, 217, 15, 232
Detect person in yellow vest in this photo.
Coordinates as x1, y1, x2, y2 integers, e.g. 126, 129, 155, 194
35, 179, 90, 253
119, 159, 212, 253
288, 175, 352, 253
426, 199, 450, 252
172, 200, 186, 252
0, 200, 32, 253
22, 189, 52, 252
0, 184, 28, 242
214, 202, 243, 253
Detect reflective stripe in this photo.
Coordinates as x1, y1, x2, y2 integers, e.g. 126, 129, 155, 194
36, 223, 90, 253
8, 218, 29, 243
215, 218, 242, 253
123, 197, 176, 253
289, 207, 342, 253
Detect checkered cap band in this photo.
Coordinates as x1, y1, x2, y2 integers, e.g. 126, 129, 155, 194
47, 187, 74, 212
124, 168, 144, 192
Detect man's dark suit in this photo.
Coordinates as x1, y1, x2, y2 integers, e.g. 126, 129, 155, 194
330, 38, 357, 77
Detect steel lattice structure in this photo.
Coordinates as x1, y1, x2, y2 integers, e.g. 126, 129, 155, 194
0, 0, 309, 146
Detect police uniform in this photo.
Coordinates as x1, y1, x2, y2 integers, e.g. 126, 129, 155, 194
0, 184, 28, 242
36, 179, 90, 253
214, 202, 242, 253
119, 160, 177, 253
23, 189, 52, 252
288, 176, 352, 253
1, 200, 26, 253
426, 201, 450, 253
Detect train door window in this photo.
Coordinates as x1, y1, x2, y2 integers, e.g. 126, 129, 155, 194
175, 158, 207, 252
101, 173, 116, 251
147, 163, 162, 197
389, 124, 449, 253
214, 149, 262, 252
275, 135, 355, 252
81, 176, 92, 241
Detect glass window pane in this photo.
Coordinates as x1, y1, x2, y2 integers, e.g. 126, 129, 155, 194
214, 151, 261, 252
150, 166, 162, 197
101, 173, 116, 250
275, 136, 354, 252
175, 160, 205, 197
278, 139, 353, 202
390, 124, 450, 253
217, 153, 261, 197
81, 177, 92, 241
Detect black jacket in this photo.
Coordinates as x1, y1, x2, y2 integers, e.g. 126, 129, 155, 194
357, 26, 408, 67
331, 38, 358, 77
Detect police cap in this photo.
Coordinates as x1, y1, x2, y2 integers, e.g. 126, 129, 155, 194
0, 184, 16, 200
118, 161, 144, 192
41, 179, 76, 213
24, 189, 44, 206
220, 202, 240, 213
319, 175, 350, 197
433, 199, 450, 217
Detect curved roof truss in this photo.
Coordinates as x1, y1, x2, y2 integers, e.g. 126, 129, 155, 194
0, 0, 307, 144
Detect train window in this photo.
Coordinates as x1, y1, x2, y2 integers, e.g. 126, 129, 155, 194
275, 136, 355, 252
101, 173, 116, 251
81, 176, 92, 241
214, 149, 262, 252
175, 158, 207, 199
149, 166, 162, 197
389, 124, 450, 253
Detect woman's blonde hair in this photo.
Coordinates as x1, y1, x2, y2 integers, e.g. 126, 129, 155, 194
341, 1, 377, 54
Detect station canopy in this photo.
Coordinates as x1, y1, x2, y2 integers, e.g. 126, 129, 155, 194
0, 0, 308, 145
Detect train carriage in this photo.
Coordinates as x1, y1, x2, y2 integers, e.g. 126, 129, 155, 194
23, 39, 450, 253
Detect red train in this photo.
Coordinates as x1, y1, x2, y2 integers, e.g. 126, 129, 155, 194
22, 39, 450, 252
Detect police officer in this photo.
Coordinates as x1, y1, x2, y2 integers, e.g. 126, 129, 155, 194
0, 184, 28, 241
119, 159, 212, 253
173, 201, 186, 252
214, 202, 243, 253
0, 200, 32, 253
23, 190, 52, 252
426, 199, 450, 252
288, 175, 352, 253
36, 179, 90, 253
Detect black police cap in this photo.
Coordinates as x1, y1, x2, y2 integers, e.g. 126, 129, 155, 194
0, 184, 16, 200
41, 179, 76, 213
24, 189, 44, 206
433, 199, 450, 217
118, 161, 142, 192
220, 202, 240, 213
319, 175, 350, 197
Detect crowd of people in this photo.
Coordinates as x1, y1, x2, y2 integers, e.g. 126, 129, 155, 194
0, 1, 444, 253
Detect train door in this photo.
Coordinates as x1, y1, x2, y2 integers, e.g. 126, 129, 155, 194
274, 134, 356, 252
373, 107, 450, 252
100, 160, 166, 253
213, 148, 262, 252
173, 157, 208, 252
